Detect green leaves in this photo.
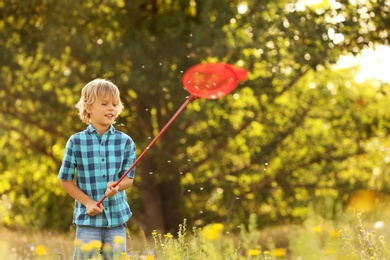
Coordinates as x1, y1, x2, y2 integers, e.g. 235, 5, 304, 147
0, 0, 389, 232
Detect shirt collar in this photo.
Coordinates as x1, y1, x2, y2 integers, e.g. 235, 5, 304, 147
87, 124, 115, 135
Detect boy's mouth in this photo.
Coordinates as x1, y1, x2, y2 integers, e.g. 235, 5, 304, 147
106, 114, 115, 119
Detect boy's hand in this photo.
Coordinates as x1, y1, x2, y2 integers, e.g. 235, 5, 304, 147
105, 181, 119, 197
86, 201, 104, 216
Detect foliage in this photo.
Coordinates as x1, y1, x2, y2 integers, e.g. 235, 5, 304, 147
0, 0, 389, 234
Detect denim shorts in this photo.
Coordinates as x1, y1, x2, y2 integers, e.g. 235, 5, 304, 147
73, 225, 127, 260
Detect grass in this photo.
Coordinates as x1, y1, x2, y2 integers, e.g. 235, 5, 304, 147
0, 228, 74, 259
2, 212, 390, 259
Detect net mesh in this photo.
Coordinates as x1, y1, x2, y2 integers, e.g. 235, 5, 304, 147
182, 63, 248, 99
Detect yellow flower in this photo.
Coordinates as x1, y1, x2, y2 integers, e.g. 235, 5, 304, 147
247, 249, 261, 256
152, 230, 157, 236
35, 245, 47, 256
202, 223, 224, 241
90, 240, 102, 249
121, 252, 127, 260
347, 190, 377, 212
329, 229, 340, 238
164, 233, 173, 239
81, 243, 92, 252
114, 236, 124, 245
143, 255, 156, 260
312, 226, 323, 234
272, 248, 286, 257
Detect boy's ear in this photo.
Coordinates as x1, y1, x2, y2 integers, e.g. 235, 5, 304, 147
86, 105, 92, 114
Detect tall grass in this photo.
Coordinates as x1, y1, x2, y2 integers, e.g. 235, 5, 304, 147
1, 212, 390, 259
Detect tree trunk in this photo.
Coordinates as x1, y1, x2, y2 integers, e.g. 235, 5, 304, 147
137, 153, 184, 235
158, 161, 183, 232
138, 157, 165, 235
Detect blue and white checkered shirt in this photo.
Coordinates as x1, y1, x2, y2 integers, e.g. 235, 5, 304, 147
58, 124, 136, 227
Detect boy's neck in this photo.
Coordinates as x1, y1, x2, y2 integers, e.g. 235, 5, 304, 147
91, 123, 111, 136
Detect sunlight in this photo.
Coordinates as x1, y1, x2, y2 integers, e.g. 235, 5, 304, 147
337, 45, 390, 83
237, 2, 248, 14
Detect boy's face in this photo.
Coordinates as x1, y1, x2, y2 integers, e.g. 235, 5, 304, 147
87, 94, 120, 127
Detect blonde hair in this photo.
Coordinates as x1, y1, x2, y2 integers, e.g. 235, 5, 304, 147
75, 78, 124, 124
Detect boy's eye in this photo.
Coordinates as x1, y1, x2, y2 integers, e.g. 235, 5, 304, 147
100, 102, 118, 107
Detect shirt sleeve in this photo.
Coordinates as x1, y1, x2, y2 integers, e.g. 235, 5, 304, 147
123, 137, 136, 179
58, 137, 76, 181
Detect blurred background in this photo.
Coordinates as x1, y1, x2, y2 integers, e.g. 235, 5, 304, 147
0, 0, 389, 240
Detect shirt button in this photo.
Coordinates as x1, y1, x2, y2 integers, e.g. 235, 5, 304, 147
102, 158, 105, 162
103, 175, 106, 178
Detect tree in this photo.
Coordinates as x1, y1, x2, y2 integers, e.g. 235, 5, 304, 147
0, 0, 389, 234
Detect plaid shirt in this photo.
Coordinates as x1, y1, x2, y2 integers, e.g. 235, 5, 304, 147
58, 124, 136, 227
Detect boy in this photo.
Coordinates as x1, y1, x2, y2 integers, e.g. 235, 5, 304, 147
58, 78, 136, 259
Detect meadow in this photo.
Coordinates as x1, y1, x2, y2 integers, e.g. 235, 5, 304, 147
1, 210, 390, 260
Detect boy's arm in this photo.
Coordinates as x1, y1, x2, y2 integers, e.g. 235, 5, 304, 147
60, 180, 103, 216
117, 176, 133, 190
105, 177, 134, 197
